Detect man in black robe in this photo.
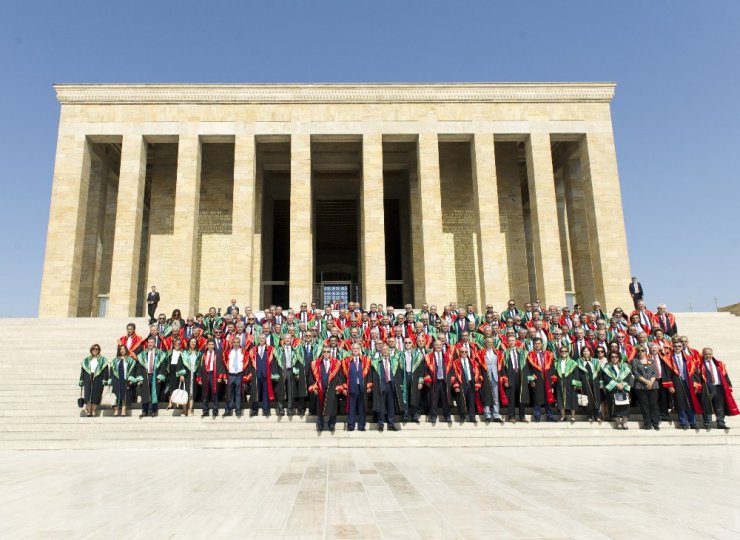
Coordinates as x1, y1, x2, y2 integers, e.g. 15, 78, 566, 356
308, 348, 343, 432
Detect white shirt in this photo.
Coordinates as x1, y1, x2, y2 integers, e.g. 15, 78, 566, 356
147, 350, 155, 373
285, 346, 292, 368
170, 350, 181, 366
229, 349, 244, 374
90, 357, 99, 373
705, 359, 720, 385
206, 351, 216, 372
405, 351, 412, 372
126, 336, 133, 350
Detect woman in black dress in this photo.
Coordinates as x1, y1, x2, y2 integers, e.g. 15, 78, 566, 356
576, 347, 602, 423
554, 346, 579, 423
601, 351, 634, 430
176, 337, 202, 416
110, 344, 136, 416
79, 344, 108, 418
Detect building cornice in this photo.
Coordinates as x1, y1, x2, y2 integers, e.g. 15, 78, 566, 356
54, 82, 616, 105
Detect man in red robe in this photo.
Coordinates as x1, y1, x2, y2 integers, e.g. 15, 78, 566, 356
118, 323, 145, 356
696, 347, 737, 430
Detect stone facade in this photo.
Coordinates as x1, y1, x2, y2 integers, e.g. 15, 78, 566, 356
39, 83, 633, 317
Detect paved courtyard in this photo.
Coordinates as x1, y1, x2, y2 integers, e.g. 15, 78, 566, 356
2, 446, 739, 539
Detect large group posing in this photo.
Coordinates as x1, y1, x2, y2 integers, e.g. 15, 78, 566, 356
79, 297, 737, 433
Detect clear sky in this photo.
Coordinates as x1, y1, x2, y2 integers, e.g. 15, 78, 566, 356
1, 1, 738, 316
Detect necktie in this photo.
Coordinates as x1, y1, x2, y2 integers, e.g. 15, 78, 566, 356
384, 358, 390, 383
512, 350, 518, 372
354, 358, 360, 384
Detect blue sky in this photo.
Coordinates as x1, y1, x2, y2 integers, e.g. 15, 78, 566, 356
1, 1, 738, 316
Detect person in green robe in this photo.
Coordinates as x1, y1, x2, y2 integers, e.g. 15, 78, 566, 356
133, 336, 167, 417
110, 344, 136, 416
554, 346, 579, 423
601, 351, 634, 430
575, 347, 602, 423
78, 344, 109, 418
177, 337, 202, 416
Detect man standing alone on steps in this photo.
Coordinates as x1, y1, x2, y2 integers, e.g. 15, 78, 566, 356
146, 286, 160, 324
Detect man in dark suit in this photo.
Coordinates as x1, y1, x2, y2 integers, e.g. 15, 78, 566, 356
146, 286, 160, 324
628, 277, 644, 310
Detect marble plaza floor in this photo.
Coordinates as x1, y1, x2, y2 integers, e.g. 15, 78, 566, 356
2, 446, 739, 539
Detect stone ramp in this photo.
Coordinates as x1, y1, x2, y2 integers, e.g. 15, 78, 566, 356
0, 316, 737, 450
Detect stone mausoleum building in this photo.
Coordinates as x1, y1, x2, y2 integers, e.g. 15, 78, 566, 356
39, 82, 633, 317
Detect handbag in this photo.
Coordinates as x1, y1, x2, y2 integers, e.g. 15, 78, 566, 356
171, 382, 189, 406
102, 386, 117, 407
77, 386, 85, 408
613, 391, 630, 406
577, 393, 589, 407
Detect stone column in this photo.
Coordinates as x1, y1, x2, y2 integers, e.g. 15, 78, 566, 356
525, 132, 566, 306
170, 134, 202, 315
232, 132, 256, 309
108, 133, 147, 317
408, 165, 425, 305
289, 133, 312, 308
496, 142, 529, 303
416, 133, 448, 307
471, 134, 509, 308
361, 133, 386, 306
579, 131, 633, 310
563, 157, 597, 307
39, 133, 92, 316
250, 164, 263, 309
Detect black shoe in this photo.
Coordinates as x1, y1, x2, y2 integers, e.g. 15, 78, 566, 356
653, 425, 660, 431
681, 424, 689, 430
690, 424, 698, 430
718, 423, 729, 430
468, 416, 476, 424
378, 424, 384, 432
640, 425, 652, 430
546, 416, 557, 422
201, 411, 209, 418
459, 418, 465, 424
445, 416, 452, 424
532, 416, 541, 423
660, 414, 669, 422
316, 425, 323, 432
704, 425, 712, 432
347, 427, 355, 432
212, 411, 219, 418
277, 410, 285, 417
358, 427, 366, 432
485, 416, 491, 425
329, 425, 336, 433
139, 412, 149, 418
388, 424, 397, 431
298, 409, 306, 415
413, 416, 421, 424
493, 417, 503, 423
223, 410, 233, 417
249, 411, 257, 417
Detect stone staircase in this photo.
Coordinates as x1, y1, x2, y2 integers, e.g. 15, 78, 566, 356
0, 315, 737, 450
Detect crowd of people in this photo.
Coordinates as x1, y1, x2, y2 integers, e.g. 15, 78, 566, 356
79, 297, 737, 433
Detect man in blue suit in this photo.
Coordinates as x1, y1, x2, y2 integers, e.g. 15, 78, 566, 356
346, 343, 368, 431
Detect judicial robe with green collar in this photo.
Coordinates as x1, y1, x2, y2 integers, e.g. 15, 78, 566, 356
79, 355, 109, 404
203, 315, 222, 337
273, 345, 299, 402
133, 349, 167, 403
370, 355, 404, 415
110, 355, 136, 401
554, 357, 579, 410
575, 357, 602, 409
547, 338, 572, 356
397, 349, 426, 408
176, 350, 202, 397
601, 362, 634, 416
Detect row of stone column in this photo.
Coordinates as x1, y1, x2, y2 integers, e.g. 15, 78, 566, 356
40, 130, 631, 317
